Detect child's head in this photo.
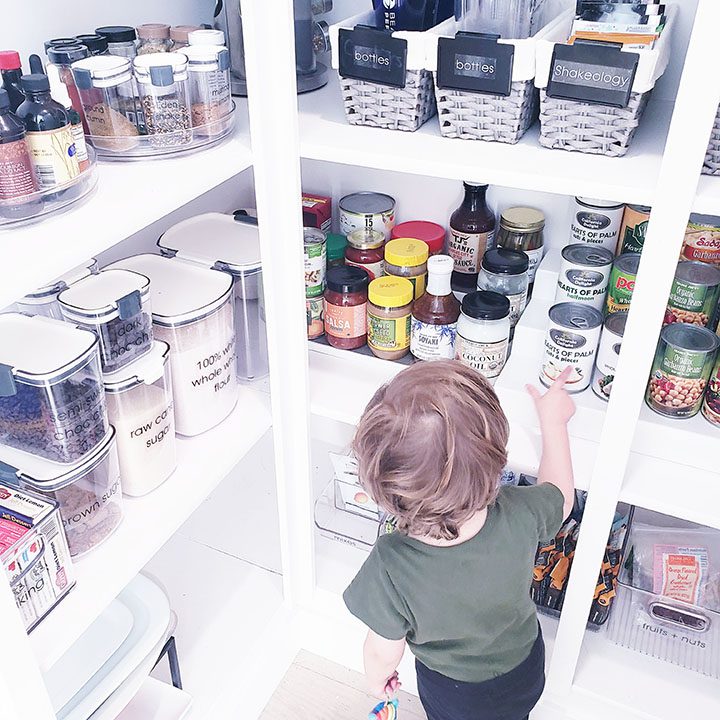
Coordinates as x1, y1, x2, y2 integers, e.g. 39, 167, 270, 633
353, 360, 509, 541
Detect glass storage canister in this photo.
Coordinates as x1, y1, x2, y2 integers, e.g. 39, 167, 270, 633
183, 45, 232, 136
0, 314, 108, 463
107, 254, 238, 436
103, 341, 176, 496
384, 238, 429, 301
95, 26, 138, 58
367, 277, 414, 360
477, 248, 529, 331
345, 229, 385, 281
0, 427, 122, 557
324, 266, 369, 350
454, 291, 511, 383
133, 52, 192, 148
136, 24, 172, 55
71, 56, 141, 152
495, 207, 545, 286
58, 268, 154, 374
46, 43, 89, 117
391, 220, 446, 256
157, 212, 269, 381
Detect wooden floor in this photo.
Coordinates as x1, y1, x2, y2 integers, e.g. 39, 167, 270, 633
260, 651, 427, 720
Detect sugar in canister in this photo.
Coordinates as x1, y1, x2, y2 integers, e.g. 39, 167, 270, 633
345, 229, 385, 281
606, 253, 640, 314
304, 227, 327, 298
391, 221, 446, 256
592, 312, 627, 401
324, 266, 369, 350
555, 244, 613, 311
477, 248, 529, 330
384, 238, 429, 300
367, 277, 414, 360
664, 261, 720, 330
570, 197, 624, 252
496, 207, 545, 284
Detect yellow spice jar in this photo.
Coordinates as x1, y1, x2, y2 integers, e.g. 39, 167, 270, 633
367, 277, 414, 360
384, 238, 429, 300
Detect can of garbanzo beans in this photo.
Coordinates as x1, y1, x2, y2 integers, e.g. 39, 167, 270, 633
664, 261, 720, 330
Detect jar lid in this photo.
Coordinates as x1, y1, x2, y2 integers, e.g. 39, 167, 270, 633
95, 26, 137, 43
188, 29, 225, 46
326, 233, 348, 261
368, 277, 413, 307
20, 259, 98, 302
137, 23, 171, 40
661, 322, 720, 354
674, 260, 720, 287
0, 426, 116, 493
44, 38, 79, 52
75, 34, 109, 55
133, 52, 188, 85
339, 192, 395, 215
576, 197, 624, 210
461, 291, 510, 321
20, 74, 50, 93
326, 266, 369, 294
72, 56, 133, 89
106, 254, 233, 327
103, 341, 169, 393
58, 269, 151, 323
0, 313, 99, 385
158, 213, 262, 273
428, 254, 454, 276
170, 25, 202, 43
481, 248, 529, 275
614, 253, 641, 275
500, 207, 545, 233
47, 44, 89, 65
391, 221, 445, 253
347, 228, 384, 250
452, 272, 478, 294
0, 51, 21, 71
385, 238, 429, 267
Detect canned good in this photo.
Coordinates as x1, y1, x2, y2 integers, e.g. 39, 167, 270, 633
555, 244, 613, 311
646, 324, 719, 419
339, 192, 396, 241
701, 355, 720, 426
617, 204, 651, 255
592, 312, 627, 400
606, 253, 640, 314
306, 296, 324, 339
681, 214, 720, 266
570, 197, 625, 252
664, 261, 720, 329
304, 227, 326, 298
541, 303, 603, 393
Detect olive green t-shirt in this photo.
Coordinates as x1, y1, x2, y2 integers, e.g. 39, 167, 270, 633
343, 483, 565, 683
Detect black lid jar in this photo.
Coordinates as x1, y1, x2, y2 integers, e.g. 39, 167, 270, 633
324, 266, 369, 351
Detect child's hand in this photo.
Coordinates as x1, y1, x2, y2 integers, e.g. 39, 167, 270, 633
526, 366, 576, 428
370, 671, 401, 700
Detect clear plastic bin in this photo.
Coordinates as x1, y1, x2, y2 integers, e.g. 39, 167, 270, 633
314, 480, 381, 551
106, 255, 238, 436
183, 45, 232, 138
0, 427, 123, 557
0, 314, 108, 463
157, 213, 269, 381
104, 341, 176, 496
58, 269, 153, 374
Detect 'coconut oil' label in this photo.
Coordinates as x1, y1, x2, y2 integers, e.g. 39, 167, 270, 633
454, 334, 508, 382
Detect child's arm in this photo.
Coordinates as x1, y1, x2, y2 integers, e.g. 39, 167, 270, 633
527, 366, 576, 518
364, 630, 406, 698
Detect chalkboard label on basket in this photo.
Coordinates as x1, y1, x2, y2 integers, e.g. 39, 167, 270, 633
338, 25, 408, 88
546, 40, 639, 108
436, 33, 514, 97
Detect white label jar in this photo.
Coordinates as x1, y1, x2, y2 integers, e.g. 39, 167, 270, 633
454, 291, 511, 383
477, 248, 529, 330
555, 244, 614, 311
570, 197, 625, 252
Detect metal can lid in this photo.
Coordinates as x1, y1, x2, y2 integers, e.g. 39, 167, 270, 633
500, 207, 545, 233
562, 244, 613, 268
613, 253, 641, 275
339, 192, 395, 216
576, 197, 624, 210
660, 322, 720, 354
674, 260, 720, 288
549, 302, 603, 331
303, 227, 326, 246
461, 291, 510, 321
626, 204, 652, 213
604, 312, 628, 337
347, 228, 384, 250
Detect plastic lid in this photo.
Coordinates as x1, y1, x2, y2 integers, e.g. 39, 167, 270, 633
452, 272, 478, 293
674, 260, 720, 287
58, 269, 150, 323
183, 45, 230, 71
170, 25, 202, 43
106, 254, 233, 326
481, 248, 529, 275
137, 24, 171, 40
133, 52, 188, 85
576, 197, 623, 209
326, 266, 369, 295
347, 229, 384, 250
43, 38, 77, 52
463, 181, 488, 189
71, 56, 132, 88
391, 221, 445, 253
95, 26, 137, 43
103, 341, 169, 393
368, 277, 413, 308
158, 213, 261, 273
0, 51, 21, 71
500, 207, 545, 233
0, 313, 98, 381
385, 238, 429, 267
661, 322, 720, 354
20, 74, 50, 93
461, 291, 510, 321
75, 34, 109, 55
188, 29, 225, 46
562, 244, 613, 267
47, 44, 89, 65
0, 89, 9, 111
339, 192, 395, 215
428, 254, 454, 276
326, 233, 347, 261
21, 259, 98, 302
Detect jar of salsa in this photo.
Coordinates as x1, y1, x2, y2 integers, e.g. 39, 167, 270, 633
346, 229, 385, 280
324, 266, 369, 350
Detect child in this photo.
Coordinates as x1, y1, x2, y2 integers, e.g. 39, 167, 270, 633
344, 360, 575, 720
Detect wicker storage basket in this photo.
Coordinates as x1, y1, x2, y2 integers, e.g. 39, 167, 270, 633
537, 89, 649, 157
703, 104, 720, 176
340, 69, 437, 133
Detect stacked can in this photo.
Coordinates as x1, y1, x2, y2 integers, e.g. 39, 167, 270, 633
305, 228, 327, 340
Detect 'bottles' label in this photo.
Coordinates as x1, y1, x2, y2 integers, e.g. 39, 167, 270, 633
410, 318, 457, 361
448, 227, 494, 275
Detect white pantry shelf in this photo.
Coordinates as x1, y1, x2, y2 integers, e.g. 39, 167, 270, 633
693, 174, 720, 216
298, 76, 671, 206
0, 103, 252, 311
30, 384, 271, 672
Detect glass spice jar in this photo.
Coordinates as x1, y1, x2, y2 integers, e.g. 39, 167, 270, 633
170, 26, 202, 51
324, 266, 369, 350
346, 229, 385, 281
477, 248, 529, 331
367, 277, 414, 360
384, 238, 429, 300
95, 26, 138, 58
495, 207, 545, 287
136, 24, 173, 55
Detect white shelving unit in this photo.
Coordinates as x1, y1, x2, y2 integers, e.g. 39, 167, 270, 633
2, 0, 720, 719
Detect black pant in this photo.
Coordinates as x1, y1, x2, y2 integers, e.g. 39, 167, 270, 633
415, 628, 545, 720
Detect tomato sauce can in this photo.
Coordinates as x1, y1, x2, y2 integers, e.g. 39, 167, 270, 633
646, 323, 719, 419
617, 204, 651, 255
570, 197, 625, 252
304, 228, 327, 298
339, 192, 396, 241
556, 244, 613, 311
664, 260, 720, 330
592, 312, 627, 401
701, 355, 720, 427
606, 253, 640, 314
681, 214, 720, 266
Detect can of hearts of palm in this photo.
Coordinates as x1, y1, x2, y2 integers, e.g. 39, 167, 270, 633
570, 197, 625, 252
555, 244, 613, 311
592, 312, 628, 401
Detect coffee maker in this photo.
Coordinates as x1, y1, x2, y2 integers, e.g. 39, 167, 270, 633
214, 0, 332, 96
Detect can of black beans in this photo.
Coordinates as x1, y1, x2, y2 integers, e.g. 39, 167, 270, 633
592, 312, 628, 401
555, 244, 613, 311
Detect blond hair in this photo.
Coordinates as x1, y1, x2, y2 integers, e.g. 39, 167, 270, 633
353, 360, 509, 540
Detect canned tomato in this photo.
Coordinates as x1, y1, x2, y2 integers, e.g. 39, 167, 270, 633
646, 323, 720, 419
606, 253, 640, 314
681, 214, 720, 266
339, 192, 396, 241
592, 312, 627, 400
304, 228, 327, 298
540, 303, 603, 393
617, 204, 651, 255
701, 355, 720, 427
555, 244, 613, 311
570, 197, 625, 252
664, 261, 720, 330
306, 296, 324, 339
